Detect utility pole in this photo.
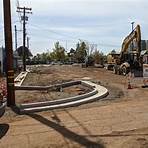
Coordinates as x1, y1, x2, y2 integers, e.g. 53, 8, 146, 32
14, 25, 17, 50
17, 7, 32, 71
65, 40, 67, 51
27, 36, 29, 49
3, 0, 15, 106
14, 25, 22, 50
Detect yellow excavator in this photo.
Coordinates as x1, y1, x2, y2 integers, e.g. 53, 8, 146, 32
113, 24, 142, 75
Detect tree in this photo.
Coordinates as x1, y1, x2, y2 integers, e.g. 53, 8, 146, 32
75, 41, 87, 63
31, 52, 51, 64
50, 41, 66, 62
67, 48, 76, 63
16, 46, 32, 59
93, 50, 104, 65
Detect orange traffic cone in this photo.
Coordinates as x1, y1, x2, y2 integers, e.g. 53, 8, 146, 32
127, 72, 132, 89
128, 80, 132, 89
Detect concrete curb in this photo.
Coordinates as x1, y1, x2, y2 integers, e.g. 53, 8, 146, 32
14, 70, 29, 87
19, 80, 96, 108
20, 88, 98, 109
18, 81, 108, 114
15, 81, 82, 90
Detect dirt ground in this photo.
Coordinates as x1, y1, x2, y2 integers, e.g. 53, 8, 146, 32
0, 65, 148, 148
15, 84, 92, 104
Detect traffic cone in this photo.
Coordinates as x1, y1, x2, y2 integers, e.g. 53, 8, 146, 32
128, 80, 132, 89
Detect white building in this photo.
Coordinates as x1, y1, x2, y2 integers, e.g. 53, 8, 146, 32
141, 40, 148, 51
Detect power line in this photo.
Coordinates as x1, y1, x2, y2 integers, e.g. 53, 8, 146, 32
28, 31, 77, 43
28, 24, 79, 40
28, 24, 121, 47
15, 0, 22, 24
99, 43, 120, 48
0, 20, 21, 31
29, 30, 120, 49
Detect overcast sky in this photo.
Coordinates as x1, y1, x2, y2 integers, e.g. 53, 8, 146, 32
0, 0, 148, 55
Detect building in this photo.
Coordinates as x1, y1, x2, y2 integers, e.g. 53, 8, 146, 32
0, 46, 22, 74
141, 40, 148, 51
128, 40, 148, 52
141, 39, 148, 50
0, 47, 5, 74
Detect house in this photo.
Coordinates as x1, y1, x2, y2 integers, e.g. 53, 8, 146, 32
0, 47, 5, 74
0, 46, 22, 74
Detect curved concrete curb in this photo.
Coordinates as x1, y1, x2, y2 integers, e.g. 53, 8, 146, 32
19, 80, 96, 109
15, 81, 82, 90
18, 81, 108, 114
15, 70, 29, 87
0, 100, 7, 117
20, 88, 98, 108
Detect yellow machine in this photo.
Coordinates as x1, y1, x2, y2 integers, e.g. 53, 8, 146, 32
106, 52, 120, 70
113, 24, 142, 75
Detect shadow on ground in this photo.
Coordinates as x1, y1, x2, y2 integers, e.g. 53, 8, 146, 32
28, 113, 105, 148
0, 124, 9, 139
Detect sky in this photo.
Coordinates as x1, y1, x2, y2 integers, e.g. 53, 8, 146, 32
0, 0, 148, 55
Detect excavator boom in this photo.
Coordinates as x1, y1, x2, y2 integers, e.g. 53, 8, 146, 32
120, 25, 141, 59
112, 24, 142, 75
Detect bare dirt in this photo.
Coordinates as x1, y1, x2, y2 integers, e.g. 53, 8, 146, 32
15, 84, 92, 104
0, 65, 148, 148
15, 66, 93, 104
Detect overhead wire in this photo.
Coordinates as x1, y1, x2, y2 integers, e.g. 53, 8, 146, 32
27, 23, 79, 40
27, 23, 121, 48
15, 0, 22, 24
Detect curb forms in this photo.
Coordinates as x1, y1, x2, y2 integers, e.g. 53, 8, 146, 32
17, 81, 108, 114
14, 70, 29, 86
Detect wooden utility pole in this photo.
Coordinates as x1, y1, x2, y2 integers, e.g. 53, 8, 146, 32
3, 0, 15, 106
17, 7, 32, 71
27, 36, 30, 49
14, 25, 17, 50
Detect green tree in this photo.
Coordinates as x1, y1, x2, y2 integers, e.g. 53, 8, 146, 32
93, 50, 104, 65
32, 52, 51, 64
75, 41, 87, 63
67, 48, 76, 63
50, 41, 66, 62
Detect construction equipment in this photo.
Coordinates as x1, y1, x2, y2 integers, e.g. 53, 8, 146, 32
113, 24, 142, 75
106, 50, 120, 70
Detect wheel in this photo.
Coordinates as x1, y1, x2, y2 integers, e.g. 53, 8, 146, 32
107, 65, 110, 70
113, 65, 117, 74
122, 66, 127, 76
